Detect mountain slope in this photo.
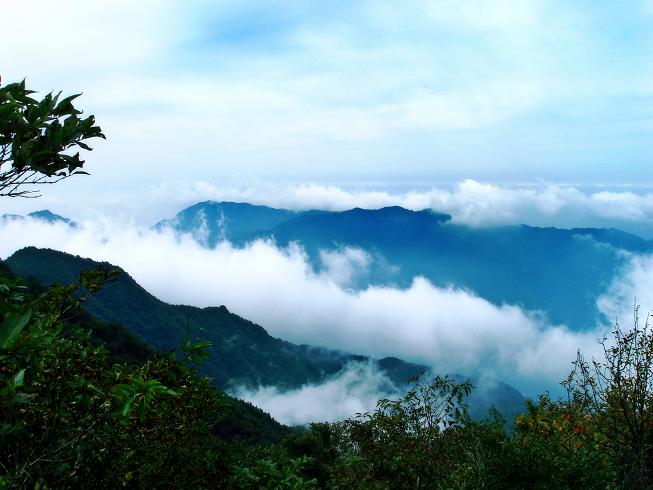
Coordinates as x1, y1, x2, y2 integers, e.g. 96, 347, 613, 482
157, 202, 653, 329
155, 201, 300, 246
5, 247, 525, 420
241, 206, 652, 329
6, 247, 351, 390
0, 257, 290, 445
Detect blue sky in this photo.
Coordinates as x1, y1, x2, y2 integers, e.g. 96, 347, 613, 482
1, 1, 652, 219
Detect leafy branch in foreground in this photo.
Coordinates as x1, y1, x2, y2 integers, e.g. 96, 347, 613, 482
0, 78, 104, 198
563, 305, 653, 486
332, 374, 472, 488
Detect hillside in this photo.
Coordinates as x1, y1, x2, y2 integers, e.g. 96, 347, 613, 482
154, 201, 300, 246
160, 201, 653, 329
0, 258, 289, 447
5, 247, 525, 420
6, 247, 352, 390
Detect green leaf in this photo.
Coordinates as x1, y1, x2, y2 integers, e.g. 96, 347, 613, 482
0, 308, 32, 348
12, 368, 25, 388
120, 395, 135, 418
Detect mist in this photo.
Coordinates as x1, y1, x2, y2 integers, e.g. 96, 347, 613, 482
1, 216, 631, 399
3, 180, 653, 239
148, 180, 653, 239
232, 361, 401, 426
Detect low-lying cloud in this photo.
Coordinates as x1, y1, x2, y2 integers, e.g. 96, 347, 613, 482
598, 253, 653, 327
4, 181, 652, 240
232, 361, 400, 426
0, 217, 620, 396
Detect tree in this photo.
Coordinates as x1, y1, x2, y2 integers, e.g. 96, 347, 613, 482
330, 374, 472, 489
0, 78, 104, 198
563, 305, 653, 486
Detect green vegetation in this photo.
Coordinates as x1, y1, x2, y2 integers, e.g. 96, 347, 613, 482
2, 265, 652, 488
0, 266, 291, 488
0, 78, 104, 198
248, 314, 653, 489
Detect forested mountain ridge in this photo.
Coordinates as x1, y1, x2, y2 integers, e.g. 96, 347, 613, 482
5, 246, 525, 420
159, 201, 653, 329
6, 246, 353, 390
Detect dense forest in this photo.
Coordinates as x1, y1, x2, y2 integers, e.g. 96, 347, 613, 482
2, 79, 653, 488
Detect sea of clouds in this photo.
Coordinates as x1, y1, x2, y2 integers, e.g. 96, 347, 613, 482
0, 214, 650, 424
5, 180, 653, 423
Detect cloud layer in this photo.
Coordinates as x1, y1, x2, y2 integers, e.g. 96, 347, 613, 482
147, 180, 653, 239
233, 361, 400, 426
4, 181, 653, 240
0, 216, 618, 396
598, 253, 653, 327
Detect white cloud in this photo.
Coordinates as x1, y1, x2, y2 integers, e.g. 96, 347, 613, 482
2, 1, 651, 193
4, 180, 652, 239
232, 361, 400, 425
0, 217, 608, 395
1, 1, 184, 89
597, 253, 653, 326
146, 180, 653, 238
319, 247, 371, 288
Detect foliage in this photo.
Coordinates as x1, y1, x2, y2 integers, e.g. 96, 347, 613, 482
508, 396, 614, 489
296, 374, 471, 489
0, 270, 287, 488
0, 78, 104, 198
232, 455, 318, 489
266, 323, 653, 489
563, 306, 653, 486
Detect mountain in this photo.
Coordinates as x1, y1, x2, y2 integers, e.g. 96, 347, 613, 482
155, 201, 300, 246
5, 247, 525, 420
159, 201, 653, 329
0, 258, 290, 445
1, 209, 75, 226
6, 246, 351, 390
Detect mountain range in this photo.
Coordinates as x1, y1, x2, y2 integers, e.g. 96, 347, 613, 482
8, 200, 650, 423
157, 201, 652, 330
4, 246, 525, 421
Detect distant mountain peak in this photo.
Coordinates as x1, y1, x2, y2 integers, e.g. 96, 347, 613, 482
190, 200, 285, 211
28, 210, 72, 223
1, 209, 74, 226
154, 201, 300, 246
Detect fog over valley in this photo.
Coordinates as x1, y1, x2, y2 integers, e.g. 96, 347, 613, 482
2, 198, 651, 417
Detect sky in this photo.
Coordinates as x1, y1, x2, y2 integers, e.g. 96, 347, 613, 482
1, 0, 652, 221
